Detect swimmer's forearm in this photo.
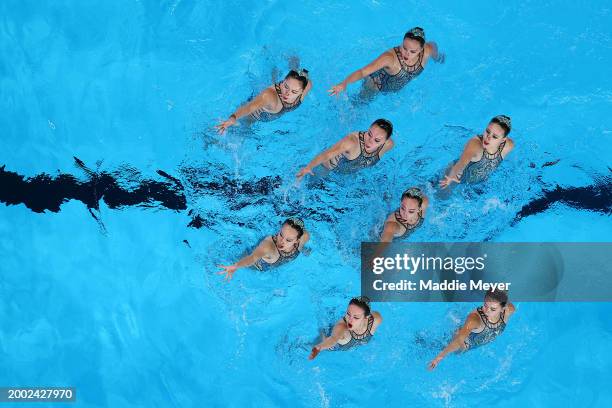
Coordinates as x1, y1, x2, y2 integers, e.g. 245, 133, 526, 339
231, 104, 252, 120
342, 69, 364, 86
440, 342, 460, 358
447, 163, 465, 180
306, 151, 330, 170
316, 336, 339, 351
433, 344, 456, 364
234, 254, 257, 269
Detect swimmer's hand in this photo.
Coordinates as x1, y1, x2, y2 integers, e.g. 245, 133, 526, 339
328, 82, 347, 96
296, 166, 314, 181
428, 355, 443, 370
433, 52, 446, 64
308, 346, 321, 360
217, 264, 238, 281
215, 116, 237, 135
439, 174, 460, 189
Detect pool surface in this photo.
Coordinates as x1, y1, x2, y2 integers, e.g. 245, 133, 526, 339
1, 1, 611, 407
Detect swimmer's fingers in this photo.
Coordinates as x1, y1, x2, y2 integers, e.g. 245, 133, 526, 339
215, 123, 228, 135
328, 84, 345, 96
308, 346, 321, 360
217, 265, 236, 281
219, 270, 234, 281
428, 356, 442, 370
439, 175, 458, 189
216, 118, 237, 134
296, 167, 312, 180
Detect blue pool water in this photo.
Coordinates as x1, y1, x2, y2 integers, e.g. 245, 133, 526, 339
1, 1, 611, 407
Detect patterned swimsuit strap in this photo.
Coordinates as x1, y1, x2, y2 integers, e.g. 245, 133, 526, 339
395, 209, 422, 230
359, 131, 385, 157
478, 307, 504, 328
394, 46, 424, 72
478, 134, 505, 160
350, 314, 374, 339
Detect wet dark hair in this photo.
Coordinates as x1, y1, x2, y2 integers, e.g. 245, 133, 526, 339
401, 187, 424, 207
285, 69, 309, 90
372, 118, 393, 138
485, 289, 508, 307
349, 296, 371, 316
403, 27, 426, 47
283, 217, 305, 239
490, 115, 512, 136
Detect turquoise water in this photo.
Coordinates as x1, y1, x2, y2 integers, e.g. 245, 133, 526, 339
1, 1, 611, 407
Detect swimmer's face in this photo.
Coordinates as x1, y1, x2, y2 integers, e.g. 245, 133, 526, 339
280, 77, 304, 103
400, 38, 423, 60
364, 124, 388, 153
275, 224, 300, 251
482, 299, 504, 321
482, 122, 507, 150
344, 304, 367, 329
400, 197, 421, 220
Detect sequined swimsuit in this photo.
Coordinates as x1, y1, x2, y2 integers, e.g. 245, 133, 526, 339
253, 236, 300, 271
394, 210, 424, 240
327, 132, 385, 174
464, 307, 506, 349
249, 83, 302, 122
332, 315, 375, 351
369, 46, 424, 93
461, 135, 506, 184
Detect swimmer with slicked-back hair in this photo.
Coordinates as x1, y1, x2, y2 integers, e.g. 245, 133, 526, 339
329, 27, 444, 97
440, 115, 515, 188
428, 289, 516, 370
296, 119, 395, 182
217, 218, 310, 281
380, 187, 429, 242
309, 297, 382, 360
216, 69, 312, 134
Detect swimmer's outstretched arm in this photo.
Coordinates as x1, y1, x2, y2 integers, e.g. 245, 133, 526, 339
216, 88, 276, 134
329, 51, 394, 96
309, 322, 345, 360
217, 238, 273, 281
428, 312, 480, 370
439, 137, 480, 189
296, 135, 354, 181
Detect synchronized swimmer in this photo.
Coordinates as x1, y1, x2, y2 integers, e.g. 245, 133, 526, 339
216, 69, 312, 134
296, 118, 394, 181
309, 297, 382, 359
381, 187, 429, 242
218, 218, 309, 281
214, 25, 518, 366
440, 115, 514, 188
329, 27, 444, 97
429, 289, 515, 370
